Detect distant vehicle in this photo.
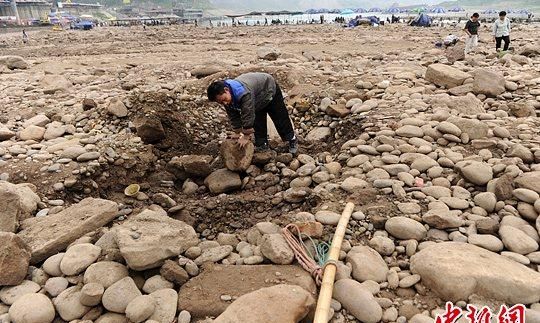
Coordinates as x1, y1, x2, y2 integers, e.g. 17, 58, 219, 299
73, 20, 94, 30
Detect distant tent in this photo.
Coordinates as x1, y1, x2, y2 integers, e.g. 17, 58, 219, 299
385, 7, 400, 14
483, 9, 498, 14
505, 8, 515, 13
305, 9, 318, 14
368, 16, 380, 24
317, 8, 329, 13
341, 9, 354, 15
368, 7, 382, 12
430, 7, 446, 14
409, 13, 432, 27
517, 9, 531, 14
448, 6, 464, 12
354, 8, 367, 13
328, 9, 341, 13
411, 7, 427, 13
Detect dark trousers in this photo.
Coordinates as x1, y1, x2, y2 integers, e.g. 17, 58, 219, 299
254, 85, 295, 147
496, 35, 510, 51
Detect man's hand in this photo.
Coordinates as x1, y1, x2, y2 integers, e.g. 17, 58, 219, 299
237, 133, 253, 148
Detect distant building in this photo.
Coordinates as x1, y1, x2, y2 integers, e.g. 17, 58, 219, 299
172, 7, 202, 20
59, 2, 103, 16
0, 0, 50, 22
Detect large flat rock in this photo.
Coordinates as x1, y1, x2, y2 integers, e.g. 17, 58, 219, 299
114, 210, 198, 270
425, 63, 471, 89
17, 198, 118, 264
178, 264, 316, 319
411, 242, 540, 304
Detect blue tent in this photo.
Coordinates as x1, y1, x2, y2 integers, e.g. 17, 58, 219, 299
505, 8, 515, 13
340, 9, 354, 14
430, 7, 446, 13
448, 6, 464, 12
409, 13, 432, 27
368, 7, 382, 12
483, 9, 498, 14
305, 9, 318, 14
328, 9, 340, 13
517, 9, 531, 14
385, 7, 400, 14
354, 8, 367, 13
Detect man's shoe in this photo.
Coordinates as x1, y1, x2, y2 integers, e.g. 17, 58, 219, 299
288, 138, 298, 155
255, 143, 270, 152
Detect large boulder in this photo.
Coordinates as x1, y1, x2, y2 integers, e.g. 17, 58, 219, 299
60, 243, 101, 276
447, 117, 488, 139
204, 169, 242, 194
472, 69, 506, 97
257, 47, 281, 61
259, 233, 294, 265
114, 210, 198, 270
306, 127, 331, 141
221, 139, 254, 172
456, 161, 493, 185
134, 116, 166, 144
425, 63, 471, 88
0, 124, 15, 141
510, 101, 536, 118
190, 65, 223, 78
333, 279, 382, 323
9, 293, 55, 323
167, 154, 214, 178
0, 182, 22, 233
107, 98, 128, 117
411, 242, 540, 304
102, 277, 142, 313
0, 233, 31, 286
41, 75, 72, 94
148, 289, 178, 323
519, 43, 540, 57
385, 216, 427, 241
178, 264, 316, 318
84, 261, 129, 288
430, 94, 485, 115
346, 246, 389, 282
0, 56, 28, 70
213, 284, 315, 323
515, 172, 540, 194
17, 198, 118, 264
0, 182, 39, 233
54, 286, 91, 321
445, 44, 465, 64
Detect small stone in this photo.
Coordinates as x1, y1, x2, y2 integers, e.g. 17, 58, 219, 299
102, 277, 142, 313
9, 293, 55, 323
60, 243, 101, 276
80, 283, 104, 307
126, 295, 156, 323
142, 275, 174, 294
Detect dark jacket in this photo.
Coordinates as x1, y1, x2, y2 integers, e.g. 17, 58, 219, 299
224, 72, 277, 130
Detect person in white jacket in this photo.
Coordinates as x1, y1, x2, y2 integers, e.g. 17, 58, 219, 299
493, 11, 511, 51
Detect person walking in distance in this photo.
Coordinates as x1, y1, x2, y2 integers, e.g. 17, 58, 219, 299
464, 13, 480, 54
493, 11, 511, 52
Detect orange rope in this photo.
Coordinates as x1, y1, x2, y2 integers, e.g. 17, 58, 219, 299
282, 224, 323, 285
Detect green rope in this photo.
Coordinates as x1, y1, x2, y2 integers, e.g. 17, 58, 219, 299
294, 229, 332, 267
316, 241, 331, 266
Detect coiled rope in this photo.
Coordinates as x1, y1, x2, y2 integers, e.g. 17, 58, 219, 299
282, 223, 331, 286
